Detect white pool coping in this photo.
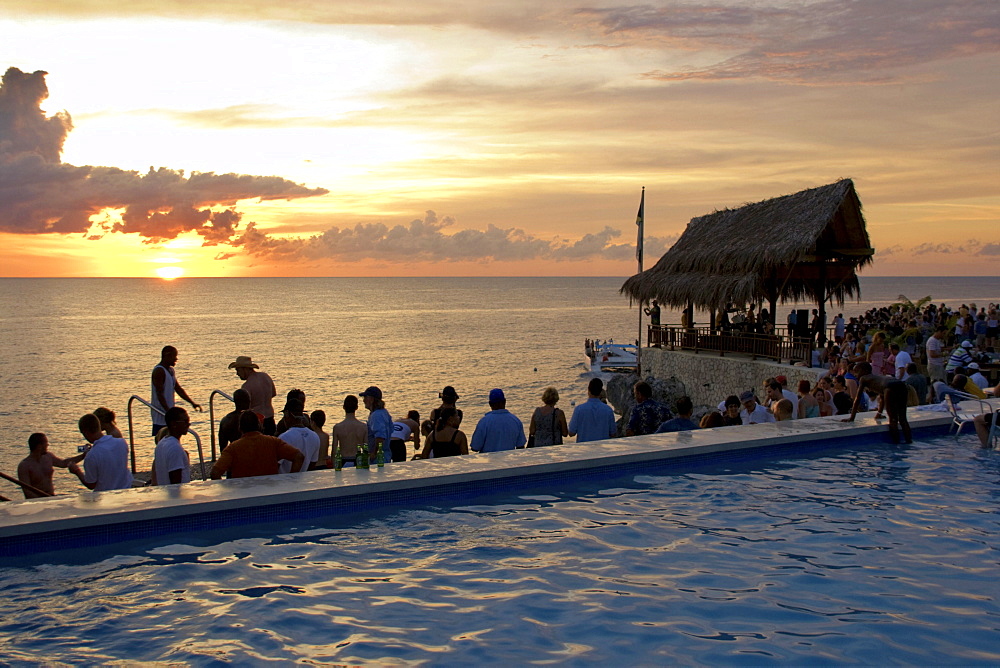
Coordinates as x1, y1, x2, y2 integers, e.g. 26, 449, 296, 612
0, 404, 982, 549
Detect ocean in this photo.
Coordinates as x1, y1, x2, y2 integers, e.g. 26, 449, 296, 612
0, 276, 996, 484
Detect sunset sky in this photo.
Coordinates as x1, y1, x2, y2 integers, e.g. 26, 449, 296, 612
1, 0, 997, 278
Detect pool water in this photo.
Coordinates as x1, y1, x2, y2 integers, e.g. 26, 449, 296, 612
1, 434, 998, 665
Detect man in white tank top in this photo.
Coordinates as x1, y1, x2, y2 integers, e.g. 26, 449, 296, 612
151, 346, 202, 437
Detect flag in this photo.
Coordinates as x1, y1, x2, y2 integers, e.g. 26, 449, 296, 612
635, 188, 644, 267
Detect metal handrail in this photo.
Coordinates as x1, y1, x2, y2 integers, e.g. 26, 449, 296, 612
208, 389, 234, 462
126, 395, 207, 480
0, 469, 55, 498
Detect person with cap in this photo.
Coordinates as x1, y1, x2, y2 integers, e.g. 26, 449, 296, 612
229, 356, 277, 435
945, 340, 976, 376
424, 386, 463, 436
151, 345, 201, 438
968, 362, 990, 390
360, 386, 394, 460
276, 397, 321, 472
470, 389, 526, 453
739, 390, 775, 425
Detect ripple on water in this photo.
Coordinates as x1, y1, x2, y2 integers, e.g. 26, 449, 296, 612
0, 435, 998, 664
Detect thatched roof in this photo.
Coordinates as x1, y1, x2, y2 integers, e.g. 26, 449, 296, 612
621, 179, 874, 311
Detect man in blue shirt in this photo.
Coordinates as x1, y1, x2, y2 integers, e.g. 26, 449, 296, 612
470, 389, 526, 453
361, 386, 394, 459
655, 396, 698, 433
569, 378, 617, 442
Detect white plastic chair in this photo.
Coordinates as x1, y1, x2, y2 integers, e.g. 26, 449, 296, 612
943, 392, 990, 437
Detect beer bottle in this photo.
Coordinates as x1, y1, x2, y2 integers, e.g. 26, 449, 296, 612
376, 441, 385, 468
333, 444, 343, 471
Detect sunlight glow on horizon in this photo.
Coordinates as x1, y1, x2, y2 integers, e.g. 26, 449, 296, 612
0, 4, 996, 277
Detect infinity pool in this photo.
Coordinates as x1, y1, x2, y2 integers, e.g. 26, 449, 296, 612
1, 433, 997, 665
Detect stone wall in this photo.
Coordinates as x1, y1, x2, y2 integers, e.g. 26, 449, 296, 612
639, 348, 827, 407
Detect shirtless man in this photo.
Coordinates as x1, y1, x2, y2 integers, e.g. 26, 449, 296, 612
17, 433, 86, 498
228, 355, 277, 435
151, 346, 201, 437
332, 395, 367, 467
843, 362, 912, 444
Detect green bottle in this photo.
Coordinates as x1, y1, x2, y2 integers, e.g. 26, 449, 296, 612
376, 441, 385, 468
333, 444, 343, 471
358, 443, 369, 469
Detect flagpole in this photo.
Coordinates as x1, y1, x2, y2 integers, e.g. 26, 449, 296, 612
636, 187, 645, 378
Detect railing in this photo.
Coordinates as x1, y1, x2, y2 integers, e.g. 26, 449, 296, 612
126, 395, 207, 480
208, 389, 234, 462
648, 325, 814, 366
0, 469, 54, 500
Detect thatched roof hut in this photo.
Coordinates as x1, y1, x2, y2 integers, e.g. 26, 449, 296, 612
621, 179, 874, 315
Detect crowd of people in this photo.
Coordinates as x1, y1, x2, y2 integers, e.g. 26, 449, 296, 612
13, 300, 998, 499
627, 300, 999, 447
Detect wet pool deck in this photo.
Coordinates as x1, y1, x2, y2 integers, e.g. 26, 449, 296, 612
0, 403, 989, 557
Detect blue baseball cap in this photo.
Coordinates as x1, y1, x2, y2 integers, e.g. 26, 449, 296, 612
360, 386, 383, 400
489, 388, 505, 403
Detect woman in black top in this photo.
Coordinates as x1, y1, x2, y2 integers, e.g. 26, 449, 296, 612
416, 408, 469, 459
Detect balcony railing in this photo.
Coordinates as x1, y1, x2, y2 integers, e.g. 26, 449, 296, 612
648, 325, 815, 366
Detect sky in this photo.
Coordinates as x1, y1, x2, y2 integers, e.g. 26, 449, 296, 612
0, 0, 997, 278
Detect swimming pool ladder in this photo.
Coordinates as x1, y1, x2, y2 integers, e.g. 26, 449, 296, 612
126, 395, 207, 480
208, 389, 235, 462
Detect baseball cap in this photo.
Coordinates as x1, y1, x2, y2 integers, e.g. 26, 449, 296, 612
281, 398, 304, 414
489, 388, 505, 403
360, 386, 383, 399
775, 375, 787, 385
739, 390, 755, 403
968, 362, 980, 370
961, 340, 974, 349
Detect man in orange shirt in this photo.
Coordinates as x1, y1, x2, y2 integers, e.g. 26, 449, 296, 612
210, 411, 305, 480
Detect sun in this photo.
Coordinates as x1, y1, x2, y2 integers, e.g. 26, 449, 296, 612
156, 266, 185, 280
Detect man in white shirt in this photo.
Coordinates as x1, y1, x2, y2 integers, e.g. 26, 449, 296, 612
740, 391, 776, 425
968, 362, 990, 390
925, 326, 948, 383
78, 413, 133, 491
277, 398, 320, 473
153, 407, 192, 485
891, 343, 912, 380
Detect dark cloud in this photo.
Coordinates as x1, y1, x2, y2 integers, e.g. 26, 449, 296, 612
911, 242, 958, 255
228, 210, 675, 264
580, 1, 1000, 85
0, 67, 327, 242
978, 243, 1000, 256
877, 244, 903, 257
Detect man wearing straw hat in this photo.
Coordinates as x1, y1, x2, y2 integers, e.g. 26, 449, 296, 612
229, 355, 277, 435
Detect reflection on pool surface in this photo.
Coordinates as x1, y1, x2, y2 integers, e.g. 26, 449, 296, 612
1, 434, 998, 665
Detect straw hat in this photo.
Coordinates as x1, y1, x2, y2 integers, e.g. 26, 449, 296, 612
228, 355, 259, 369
